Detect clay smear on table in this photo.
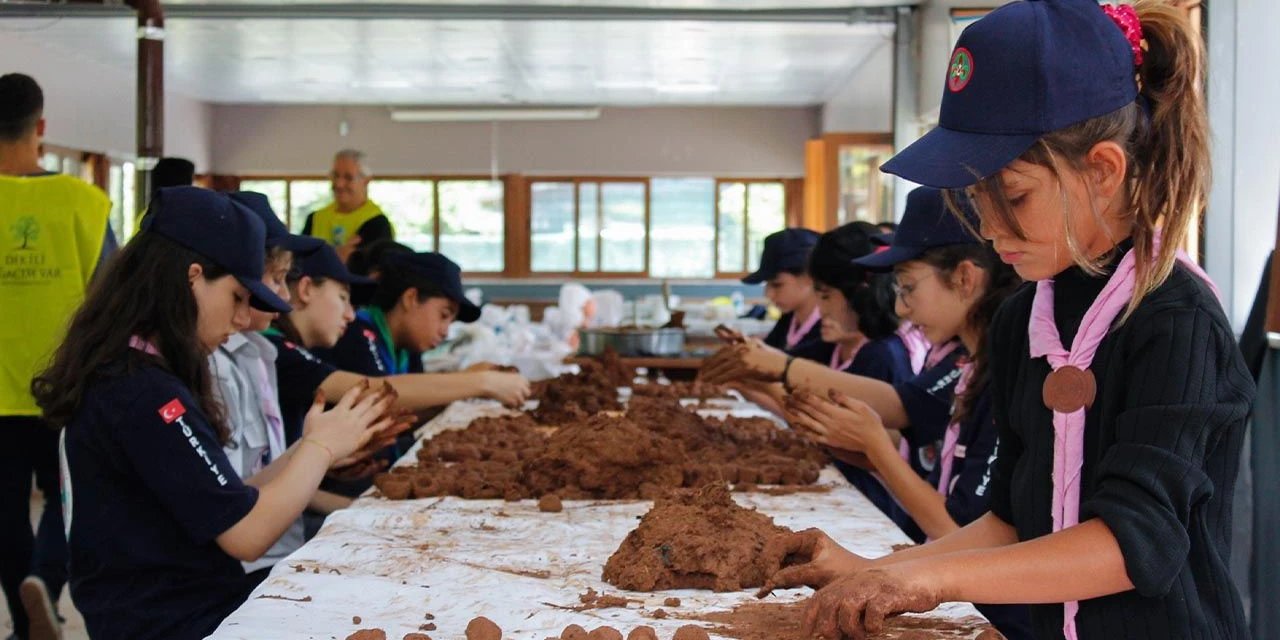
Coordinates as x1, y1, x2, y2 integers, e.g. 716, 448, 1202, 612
603, 484, 793, 592
693, 600, 1003, 640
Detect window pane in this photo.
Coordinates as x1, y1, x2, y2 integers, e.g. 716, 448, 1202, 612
578, 183, 599, 272
238, 180, 288, 224
369, 180, 434, 252
288, 180, 332, 234
108, 164, 125, 245
747, 182, 786, 269
530, 182, 575, 272
121, 162, 136, 239
717, 182, 746, 273
40, 153, 60, 173
600, 182, 646, 272
438, 180, 504, 272
650, 178, 714, 278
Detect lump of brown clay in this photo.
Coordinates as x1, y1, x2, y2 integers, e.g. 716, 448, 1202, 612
672, 626, 710, 640
588, 627, 623, 640
651, 609, 668, 620
352, 615, 363, 624
373, 474, 411, 500
976, 630, 1007, 640
663, 597, 682, 607
346, 630, 387, 640
602, 484, 791, 592
561, 624, 590, 640
402, 634, 432, 640
466, 616, 502, 640
538, 494, 563, 513
625, 627, 659, 640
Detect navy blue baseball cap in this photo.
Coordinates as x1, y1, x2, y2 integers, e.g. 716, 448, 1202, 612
294, 243, 376, 288
742, 228, 820, 285
228, 191, 325, 254
881, 0, 1140, 188
854, 187, 979, 270
383, 252, 482, 323
141, 187, 292, 313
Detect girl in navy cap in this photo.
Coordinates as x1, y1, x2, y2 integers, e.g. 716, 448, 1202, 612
29, 188, 398, 640
798, 2, 1252, 639
736, 228, 829, 363
752, 194, 1030, 639
703, 189, 980, 535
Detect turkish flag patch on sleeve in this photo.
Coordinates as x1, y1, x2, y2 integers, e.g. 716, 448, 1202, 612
158, 398, 186, 424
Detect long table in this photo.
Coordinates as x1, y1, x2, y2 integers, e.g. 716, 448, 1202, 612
208, 399, 988, 639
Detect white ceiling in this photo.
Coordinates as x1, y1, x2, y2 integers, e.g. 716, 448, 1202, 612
0, 12, 894, 106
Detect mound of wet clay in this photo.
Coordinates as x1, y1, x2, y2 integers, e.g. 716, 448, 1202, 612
531, 362, 623, 425
346, 630, 386, 640
375, 396, 823, 501
694, 600, 1002, 640
630, 380, 731, 401
602, 485, 792, 592
465, 616, 502, 640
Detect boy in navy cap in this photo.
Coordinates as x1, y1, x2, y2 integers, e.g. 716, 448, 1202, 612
30, 187, 396, 640
741, 228, 827, 363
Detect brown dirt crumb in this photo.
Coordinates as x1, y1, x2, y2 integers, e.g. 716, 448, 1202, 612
588, 627, 623, 640
560, 624, 590, 639
465, 616, 502, 640
626, 627, 659, 640
673, 626, 710, 640
538, 494, 564, 513
346, 630, 386, 640
424, 613, 436, 620
694, 600, 998, 640
651, 609, 668, 620
418, 623, 437, 631
663, 597, 682, 607
352, 616, 362, 625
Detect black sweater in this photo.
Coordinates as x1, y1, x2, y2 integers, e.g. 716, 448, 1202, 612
987, 260, 1255, 639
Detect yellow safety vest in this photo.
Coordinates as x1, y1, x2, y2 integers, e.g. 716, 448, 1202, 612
306, 200, 385, 247
0, 174, 110, 416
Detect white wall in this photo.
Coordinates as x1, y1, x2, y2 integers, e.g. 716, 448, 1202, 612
820, 36, 895, 133
0, 20, 213, 170
1206, 0, 1280, 331
210, 105, 818, 177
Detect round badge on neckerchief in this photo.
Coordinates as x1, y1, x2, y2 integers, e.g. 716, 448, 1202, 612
1042, 365, 1097, 414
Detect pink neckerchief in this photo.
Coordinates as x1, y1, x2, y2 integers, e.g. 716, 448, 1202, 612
935, 361, 974, 497
897, 323, 932, 374
829, 336, 868, 372
786, 307, 823, 350
129, 335, 161, 356
249, 357, 287, 467
899, 339, 963, 462
1029, 245, 1216, 640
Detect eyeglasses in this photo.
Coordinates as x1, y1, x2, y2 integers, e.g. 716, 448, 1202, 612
892, 272, 936, 304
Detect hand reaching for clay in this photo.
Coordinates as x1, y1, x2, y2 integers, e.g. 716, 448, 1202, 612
699, 339, 788, 385
802, 563, 946, 640
301, 380, 398, 463
787, 389, 895, 460
482, 371, 532, 408
714, 324, 747, 345
757, 528, 869, 598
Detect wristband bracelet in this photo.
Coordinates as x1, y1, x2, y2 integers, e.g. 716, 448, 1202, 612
781, 356, 797, 393
301, 438, 334, 465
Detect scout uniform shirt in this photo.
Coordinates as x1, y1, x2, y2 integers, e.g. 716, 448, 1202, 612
312, 306, 424, 377
988, 261, 1254, 639
763, 310, 829, 364
261, 330, 337, 445
61, 360, 260, 640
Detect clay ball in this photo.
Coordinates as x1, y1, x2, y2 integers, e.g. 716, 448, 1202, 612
346, 630, 387, 640
626, 626, 659, 640
663, 597, 681, 608
672, 625, 710, 640
588, 627, 623, 640
538, 494, 564, 513
465, 616, 502, 640
561, 624, 590, 640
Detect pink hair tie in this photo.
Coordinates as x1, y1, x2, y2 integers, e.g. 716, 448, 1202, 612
1102, 3, 1146, 66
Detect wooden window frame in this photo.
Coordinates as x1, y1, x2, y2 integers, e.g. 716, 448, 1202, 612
528, 176, 651, 278
713, 178, 792, 280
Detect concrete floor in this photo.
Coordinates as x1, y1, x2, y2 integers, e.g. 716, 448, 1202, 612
0, 491, 88, 640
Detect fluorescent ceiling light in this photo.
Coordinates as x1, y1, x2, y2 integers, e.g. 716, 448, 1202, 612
655, 82, 720, 94
389, 107, 602, 122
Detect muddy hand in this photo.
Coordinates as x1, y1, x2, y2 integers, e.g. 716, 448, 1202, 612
802, 566, 944, 640
714, 324, 746, 345
757, 528, 864, 598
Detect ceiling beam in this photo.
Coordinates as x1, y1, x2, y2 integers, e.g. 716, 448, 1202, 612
0, 2, 907, 22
